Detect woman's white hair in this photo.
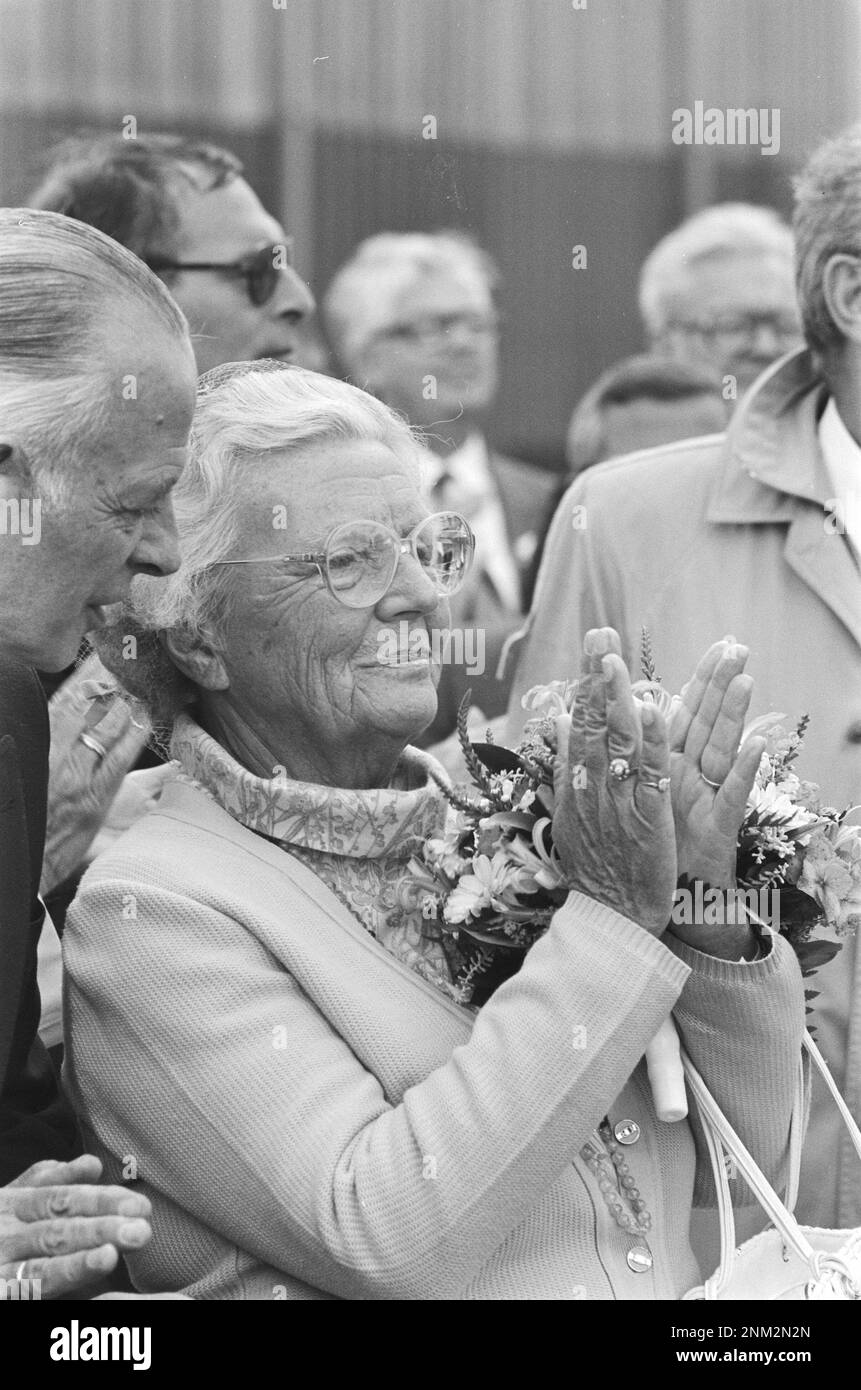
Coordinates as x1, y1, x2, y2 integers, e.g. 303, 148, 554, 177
115, 362, 426, 725
101, 362, 426, 731
323, 230, 498, 372
638, 203, 794, 339
0, 208, 188, 504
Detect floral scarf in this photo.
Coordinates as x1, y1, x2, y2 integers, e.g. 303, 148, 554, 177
170, 713, 458, 994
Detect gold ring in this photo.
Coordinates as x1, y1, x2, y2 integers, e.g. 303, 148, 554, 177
14, 1260, 26, 1283
639, 776, 670, 793
700, 772, 721, 789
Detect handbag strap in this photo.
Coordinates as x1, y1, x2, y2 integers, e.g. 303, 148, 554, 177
802, 1030, 861, 1162
783, 1049, 806, 1214
682, 1030, 861, 1299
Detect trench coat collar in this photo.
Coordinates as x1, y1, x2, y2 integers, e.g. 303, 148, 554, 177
708, 348, 861, 650
707, 348, 831, 524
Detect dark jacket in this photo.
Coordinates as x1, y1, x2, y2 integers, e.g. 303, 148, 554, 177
0, 661, 78, 1181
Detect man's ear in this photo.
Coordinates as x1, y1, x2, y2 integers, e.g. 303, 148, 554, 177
822, 254, 861, 347
161, 626, 230, 692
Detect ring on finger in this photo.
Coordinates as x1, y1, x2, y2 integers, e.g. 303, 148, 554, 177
639, 776, 671, 793
14, 1261, 26, 1283
608, 757, 637, 781
79, 730, 108, 760
700, 772, 721, 789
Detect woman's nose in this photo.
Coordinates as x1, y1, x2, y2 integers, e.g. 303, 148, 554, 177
376, 549, 439, 617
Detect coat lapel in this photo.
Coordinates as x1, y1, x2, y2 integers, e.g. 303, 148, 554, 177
783, 506, 861, 649
708, 349, 861, 651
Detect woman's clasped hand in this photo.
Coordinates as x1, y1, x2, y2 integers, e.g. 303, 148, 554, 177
552, 627, 767, 952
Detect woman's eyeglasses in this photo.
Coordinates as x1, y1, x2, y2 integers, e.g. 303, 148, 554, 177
207, 511, 476, 609
148, 240, 295, 307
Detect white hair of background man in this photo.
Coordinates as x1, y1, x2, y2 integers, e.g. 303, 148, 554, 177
323, 231, 499, 373
638, 202, 795, 341
0, 208, 188, 506
128, 362, 428, 650
793, 122, 861, 377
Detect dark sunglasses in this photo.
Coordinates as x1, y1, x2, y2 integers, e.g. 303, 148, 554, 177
148, 239, 295, 307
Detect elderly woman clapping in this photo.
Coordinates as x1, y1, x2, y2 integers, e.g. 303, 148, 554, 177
62, 363, 804, 1300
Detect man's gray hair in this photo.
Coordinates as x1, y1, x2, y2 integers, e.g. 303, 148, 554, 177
324, 230, 498, 372
0, 208, 188, 502
638, 202, 795, 339
793, 123, 861, 366
104, 362, 426, 730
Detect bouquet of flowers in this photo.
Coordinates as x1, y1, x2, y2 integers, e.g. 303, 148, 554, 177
409, 637, 861, 1085
734, 710, 861, 1009
408, 686, 570, 1006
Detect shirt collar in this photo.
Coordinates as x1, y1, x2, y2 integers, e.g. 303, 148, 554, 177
707, 348, 833, 524
818, 395, 861, 481
424, 432, 490, 489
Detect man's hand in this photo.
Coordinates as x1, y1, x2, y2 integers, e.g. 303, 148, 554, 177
42, 656, 151, 893
1, 1155, 152, 1299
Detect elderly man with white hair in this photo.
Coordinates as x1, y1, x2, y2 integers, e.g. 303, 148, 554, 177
0, 207, 197, 1296
638, 202, 802, 398
324, 232, 557, 738
507, 128, 861, 1233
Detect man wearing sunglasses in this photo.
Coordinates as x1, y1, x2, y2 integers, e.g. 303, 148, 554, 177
29, 132, 316, 375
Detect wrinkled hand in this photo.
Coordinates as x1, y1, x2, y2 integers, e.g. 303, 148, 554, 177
1, 1155, 152, 1299
669, 639, 766, 889
42, 656, 151, 893
552, 628, 677, 936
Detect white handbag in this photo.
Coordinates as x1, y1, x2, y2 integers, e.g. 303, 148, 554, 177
683, 1031, 861, 1300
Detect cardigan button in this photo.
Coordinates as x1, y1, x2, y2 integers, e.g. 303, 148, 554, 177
614, 1119, 641, 1145
626, 1245, 653, 1273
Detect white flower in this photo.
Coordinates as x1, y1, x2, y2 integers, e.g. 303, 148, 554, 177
746, 781, 820, 835
443, 851, 535, 925
522, 679, 578, 718
630, 679, 682, 722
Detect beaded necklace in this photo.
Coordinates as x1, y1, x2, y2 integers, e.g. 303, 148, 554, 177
580, 1119, 653, 1237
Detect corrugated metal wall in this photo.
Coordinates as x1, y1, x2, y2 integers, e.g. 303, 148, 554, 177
1, 0, 858, 463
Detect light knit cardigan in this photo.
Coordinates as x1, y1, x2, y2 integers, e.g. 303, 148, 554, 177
62, 775, 805, 1300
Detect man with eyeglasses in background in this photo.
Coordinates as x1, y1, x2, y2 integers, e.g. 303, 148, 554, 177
638, 202, 802, 400
324, 231, 557, 741
506, 131, 861, 1239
